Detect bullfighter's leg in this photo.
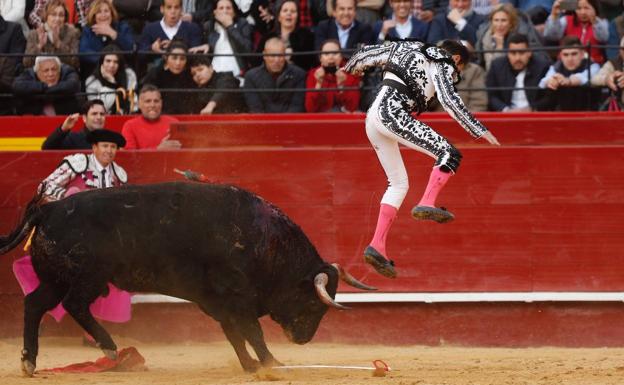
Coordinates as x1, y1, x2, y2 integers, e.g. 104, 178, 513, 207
22, 281, 67, 376
373, 87, 461, 223
62, 278, 118, 360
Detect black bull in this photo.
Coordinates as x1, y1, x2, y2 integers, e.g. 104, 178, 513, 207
0, 182, 375, 376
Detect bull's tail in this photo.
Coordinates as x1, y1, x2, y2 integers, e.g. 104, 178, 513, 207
0, 190, 46, 255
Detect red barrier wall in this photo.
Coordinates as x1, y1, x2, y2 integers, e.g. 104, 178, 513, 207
0, 112, 623, 345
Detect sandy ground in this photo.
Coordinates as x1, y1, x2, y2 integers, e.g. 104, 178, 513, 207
1, 337, 624, 385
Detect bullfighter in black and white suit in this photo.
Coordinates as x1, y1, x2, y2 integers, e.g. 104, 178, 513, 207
343, 40, 500, 279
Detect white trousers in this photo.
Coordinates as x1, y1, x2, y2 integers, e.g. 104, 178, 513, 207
365, 86, 460, 208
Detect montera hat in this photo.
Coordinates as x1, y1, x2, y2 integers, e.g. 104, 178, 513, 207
86, 129, 126, 148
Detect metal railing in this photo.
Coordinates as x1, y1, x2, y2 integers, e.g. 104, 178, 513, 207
1, 43, 622, 113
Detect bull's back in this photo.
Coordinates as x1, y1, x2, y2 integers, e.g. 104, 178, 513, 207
35, 182, 270, 295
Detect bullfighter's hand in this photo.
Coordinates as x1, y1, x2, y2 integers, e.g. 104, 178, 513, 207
481, 131, 500, 146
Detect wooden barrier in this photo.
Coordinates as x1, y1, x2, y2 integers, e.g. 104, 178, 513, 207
0, 112, 623, 345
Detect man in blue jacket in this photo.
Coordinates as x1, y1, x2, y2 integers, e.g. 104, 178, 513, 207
314, 0, 373, 57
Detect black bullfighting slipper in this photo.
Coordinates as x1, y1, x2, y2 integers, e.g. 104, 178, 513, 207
411, 206, 455, 224
363, 246, 397, 279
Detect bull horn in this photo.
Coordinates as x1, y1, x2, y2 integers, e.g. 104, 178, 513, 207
314, 273, 350, 310
332, 263, 377, 291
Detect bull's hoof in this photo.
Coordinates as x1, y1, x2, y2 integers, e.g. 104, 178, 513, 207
242, 359, 262, 373
102, 349, 118, 361
262, 357, 283, 368
363, 246, 397, 279
21, 359, 35, 377
411, 206, 455, 224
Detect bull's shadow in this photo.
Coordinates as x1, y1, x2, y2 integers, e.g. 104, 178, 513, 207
0, 182, 375, 376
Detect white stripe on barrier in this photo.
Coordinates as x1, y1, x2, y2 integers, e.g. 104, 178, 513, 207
131, 292, 624, 304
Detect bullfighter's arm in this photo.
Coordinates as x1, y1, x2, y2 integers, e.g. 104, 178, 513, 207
38, 155, 84, 201
432, 62, 488, 139
342, 43, 394, 76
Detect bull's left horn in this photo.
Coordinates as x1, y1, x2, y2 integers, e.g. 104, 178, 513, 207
314, 273, 350, 310
332, 263, 377, 291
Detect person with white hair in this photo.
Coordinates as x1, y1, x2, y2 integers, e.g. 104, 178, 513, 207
12, 55, 81, 115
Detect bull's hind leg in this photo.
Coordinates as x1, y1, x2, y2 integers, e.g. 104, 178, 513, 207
22, 282, 67, 376
62, 278, 118, 360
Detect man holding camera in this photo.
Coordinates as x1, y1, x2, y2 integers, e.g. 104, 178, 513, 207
305, 39, 360, 112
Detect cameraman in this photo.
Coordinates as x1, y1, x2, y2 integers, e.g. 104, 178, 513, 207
305, 39, 361, 113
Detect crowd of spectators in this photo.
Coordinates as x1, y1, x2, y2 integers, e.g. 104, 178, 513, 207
1, 0, 624, 115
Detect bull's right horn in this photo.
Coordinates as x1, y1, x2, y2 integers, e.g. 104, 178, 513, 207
314, 273, 350, 310
332, 263, 377, 291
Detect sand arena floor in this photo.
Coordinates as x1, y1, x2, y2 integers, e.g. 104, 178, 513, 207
1, 337, 624, 385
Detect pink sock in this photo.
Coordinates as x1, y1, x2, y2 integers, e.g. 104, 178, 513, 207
370, 203, 398, 257
418, 167, 452, 207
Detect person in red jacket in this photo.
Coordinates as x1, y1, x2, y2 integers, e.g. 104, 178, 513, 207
305, 39, 361, 113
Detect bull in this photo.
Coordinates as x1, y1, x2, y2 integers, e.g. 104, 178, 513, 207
0, 182, 375, 376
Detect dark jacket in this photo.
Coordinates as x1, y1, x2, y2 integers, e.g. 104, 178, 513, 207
203, 18, 253, 72
142, 65, 197, 114
138, 20, 202, 52
426, 11, 485, 46
12, 64, 81, 115
189, 71, 246, 113
42, 126, 92, 150
372, 17, 429, 44
190, 0, 217, 24
79, 21, 135, 65
286, 27, 316, 71
0, 16, 26, 115
243, 63, 306, 113
314, 19, 373, 54
486, 55, 551, 111
255, 27, 316, 70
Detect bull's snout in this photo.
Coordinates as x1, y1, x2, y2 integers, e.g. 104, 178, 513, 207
284, 328, 313, 345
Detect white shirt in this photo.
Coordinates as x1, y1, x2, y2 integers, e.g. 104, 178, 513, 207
211, 23, 242, 76
92, 155, 112, 188
160, 19, 182, 40
335, 20, 354, 49
509, 70, 529, 110
394, 16, 413, 40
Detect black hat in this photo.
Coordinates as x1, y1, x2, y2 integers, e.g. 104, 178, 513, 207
86, 129, 126, 148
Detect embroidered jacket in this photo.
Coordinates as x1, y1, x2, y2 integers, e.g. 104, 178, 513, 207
40, 153, 128, 201
344, 41, 488, 138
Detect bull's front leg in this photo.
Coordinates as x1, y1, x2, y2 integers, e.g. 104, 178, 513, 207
220, 321, 261, 372
236, 317, 283, 369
